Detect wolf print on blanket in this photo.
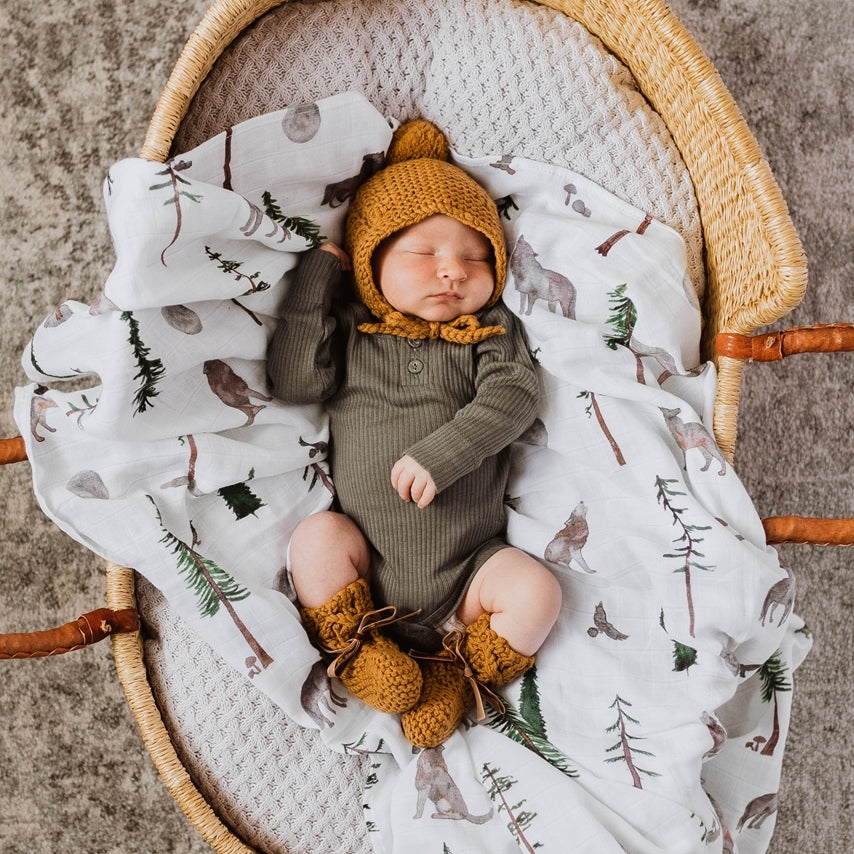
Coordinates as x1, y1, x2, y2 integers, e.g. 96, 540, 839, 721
544, 500, 595, 573
510, 234, 577, 318
660, 406, 728, 475
413, 746, 492, 823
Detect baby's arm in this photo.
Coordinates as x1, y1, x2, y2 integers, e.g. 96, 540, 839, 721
267, 245, 348, 403
400, 303, 540, 501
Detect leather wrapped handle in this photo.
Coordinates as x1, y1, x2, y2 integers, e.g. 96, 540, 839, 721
716, 325, 854, 546
0, 608, 140, 659
763, 516, 854, 546
0, 436, 27, 465
716, 323, 854, 361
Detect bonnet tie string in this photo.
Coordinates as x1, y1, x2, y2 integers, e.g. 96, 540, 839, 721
411, 629, 506, 720
358, 310, 505, 344
323, 605, 422, 679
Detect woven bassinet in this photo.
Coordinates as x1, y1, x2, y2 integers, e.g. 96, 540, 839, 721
1, 0, 832, 850
100, 0, 809, 850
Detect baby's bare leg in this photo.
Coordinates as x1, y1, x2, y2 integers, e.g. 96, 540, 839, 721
457, 547, 562, 657
288, 510, 371, 608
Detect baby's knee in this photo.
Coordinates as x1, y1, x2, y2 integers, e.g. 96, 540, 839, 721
289, 510, 369, 570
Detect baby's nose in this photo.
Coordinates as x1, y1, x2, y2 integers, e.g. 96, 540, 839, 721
439, 255, 467, 282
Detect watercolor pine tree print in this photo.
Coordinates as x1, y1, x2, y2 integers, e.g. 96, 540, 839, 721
746, 650, 792, 756
218, 469, 266, 520
66, 392, 97, 427
578, 390, 626, 465
149, 159, 202, 266
205, 246, 273, 294
481, 763, 543, 851
603, 283, 686, 384
121, 311, 165, 415
603, 283, 647, 383
150, 498, 273, 672
672, 639, 699, 672
655, 476, 714, 637
484, 667, 578, 778
261, 191, 324, 247
604, 695, 659, 788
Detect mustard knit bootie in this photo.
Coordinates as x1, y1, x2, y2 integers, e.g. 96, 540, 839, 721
300, 578, 422, 714
401, 614, 535, 748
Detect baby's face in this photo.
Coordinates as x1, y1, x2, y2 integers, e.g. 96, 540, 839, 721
372, 215, 495, 322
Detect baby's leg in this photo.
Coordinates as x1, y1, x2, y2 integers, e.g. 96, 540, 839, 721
457, 547, 562, 656
288, 510, 371, 608
291, 511, 422, 714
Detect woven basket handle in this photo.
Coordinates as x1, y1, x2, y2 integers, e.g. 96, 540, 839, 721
716, 324, 854, 545
0, 436, 140, 657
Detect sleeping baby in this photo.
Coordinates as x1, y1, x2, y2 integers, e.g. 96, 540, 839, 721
268, 120, 561, 748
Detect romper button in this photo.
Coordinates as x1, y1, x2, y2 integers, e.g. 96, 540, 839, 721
407, 338, 423, 349
407, 358, 424, 374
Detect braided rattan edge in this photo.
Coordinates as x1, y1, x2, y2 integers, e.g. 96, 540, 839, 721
106, 563, 256, 853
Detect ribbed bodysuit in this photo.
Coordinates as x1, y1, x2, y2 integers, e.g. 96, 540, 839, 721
269, 249, 541, 650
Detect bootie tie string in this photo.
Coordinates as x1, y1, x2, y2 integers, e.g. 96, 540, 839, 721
411, 629, 506, 720
324, 605, 421, 679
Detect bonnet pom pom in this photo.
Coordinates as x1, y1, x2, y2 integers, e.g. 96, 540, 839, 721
386, 120, 450, 164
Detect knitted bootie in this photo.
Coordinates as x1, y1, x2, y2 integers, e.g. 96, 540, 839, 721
401, 614, 535, 748
300, 578, 422, 714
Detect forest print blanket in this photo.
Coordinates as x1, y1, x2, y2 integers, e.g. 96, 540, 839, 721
15, 92, 810, 854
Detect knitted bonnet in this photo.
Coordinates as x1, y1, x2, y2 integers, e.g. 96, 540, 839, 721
345, 120, 507, 343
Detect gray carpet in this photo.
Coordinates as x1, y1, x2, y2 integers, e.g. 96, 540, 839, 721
1, 0, 851, 851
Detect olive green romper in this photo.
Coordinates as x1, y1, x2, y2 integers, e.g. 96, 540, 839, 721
269, 249, 541, 650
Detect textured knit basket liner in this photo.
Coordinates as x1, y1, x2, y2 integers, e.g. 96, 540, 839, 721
105, 0, 807, 850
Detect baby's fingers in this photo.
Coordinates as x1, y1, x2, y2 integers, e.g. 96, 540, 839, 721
412, 478, 437, 509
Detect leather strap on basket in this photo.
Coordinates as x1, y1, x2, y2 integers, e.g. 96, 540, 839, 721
763, 516, 854, 546
715, 325, 854, 546
716, 323, 854, 361
0, 436, 27, 465
0, 608, 140, 659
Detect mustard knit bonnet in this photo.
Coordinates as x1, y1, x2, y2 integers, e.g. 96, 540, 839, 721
345, 120, 507, 343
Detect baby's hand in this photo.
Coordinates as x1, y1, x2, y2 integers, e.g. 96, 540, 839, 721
318, 241, 351, 271
391, 455, 437, 509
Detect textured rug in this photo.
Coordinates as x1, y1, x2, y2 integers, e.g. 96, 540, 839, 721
0, 0, 851, 851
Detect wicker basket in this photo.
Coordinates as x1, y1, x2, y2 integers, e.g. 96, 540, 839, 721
0, 0, 821, 850
104, 1, 809, 849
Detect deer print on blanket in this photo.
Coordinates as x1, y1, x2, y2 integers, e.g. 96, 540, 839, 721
510, 235, 577, 318
660, 407, 727, 476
